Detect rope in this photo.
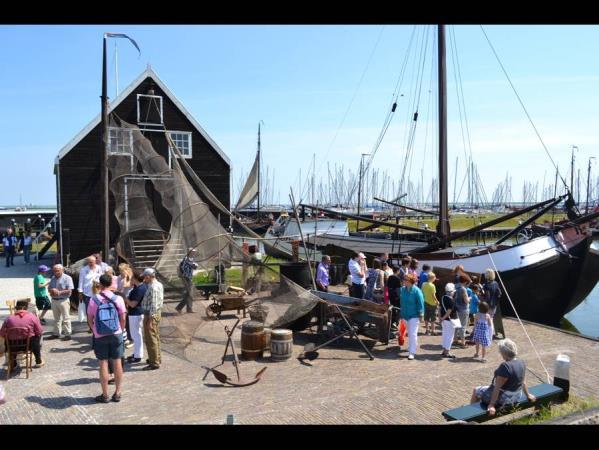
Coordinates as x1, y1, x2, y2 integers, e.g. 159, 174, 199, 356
484, 248, 552, 383
479, 25, 570, 195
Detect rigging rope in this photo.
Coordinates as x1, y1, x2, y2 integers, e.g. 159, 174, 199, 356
480, 25, 571, 197
297, 25, 387, 204
485, 248, 552, 383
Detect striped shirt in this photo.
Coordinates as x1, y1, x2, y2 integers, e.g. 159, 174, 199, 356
141, 279, 164, 315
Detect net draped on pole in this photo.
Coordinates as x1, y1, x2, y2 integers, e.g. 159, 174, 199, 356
105, 117, 320, 362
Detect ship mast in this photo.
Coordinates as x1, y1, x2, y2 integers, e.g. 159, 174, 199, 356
436, 25, 451, 243
257, 122, 261, 219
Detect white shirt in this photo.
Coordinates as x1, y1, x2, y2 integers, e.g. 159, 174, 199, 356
24, 236, 32, 246
348, 259, 365, 285
98, 262, 110, 274
78, 265, 103, 297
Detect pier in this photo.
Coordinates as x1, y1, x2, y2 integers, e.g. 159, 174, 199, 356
1, 259, 598, 424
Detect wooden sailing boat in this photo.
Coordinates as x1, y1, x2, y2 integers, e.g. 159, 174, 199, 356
306, 25, 599, 326
233, 122, 273, 235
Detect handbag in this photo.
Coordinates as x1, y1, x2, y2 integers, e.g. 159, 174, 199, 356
78, 301, 87, 323
449, 317, 462, 329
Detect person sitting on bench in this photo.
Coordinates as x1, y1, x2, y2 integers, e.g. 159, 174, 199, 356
470, 338, 536, 416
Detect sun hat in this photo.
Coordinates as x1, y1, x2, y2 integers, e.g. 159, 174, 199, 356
445, 282, 456, 293
358, 252, 366, 259
38, 265, 50, 272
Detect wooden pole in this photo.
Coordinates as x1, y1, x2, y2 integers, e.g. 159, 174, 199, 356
101, 35, 110, 264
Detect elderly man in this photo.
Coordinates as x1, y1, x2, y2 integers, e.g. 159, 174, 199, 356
176, 248, 198, 314
47, 264, 75, 341
348, 252, 367, 299
141, 268, 164, 370
316, 255, 331, 292
0, 299, 45, 372
94, 252, 110, 274
78, 255, 103, 310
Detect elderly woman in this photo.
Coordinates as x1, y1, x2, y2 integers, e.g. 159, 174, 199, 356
470, 339, 536, 416
399, 273, 424, 360
439, 282, 457, 358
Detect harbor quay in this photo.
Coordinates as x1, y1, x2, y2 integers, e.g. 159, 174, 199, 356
1, 258, 598, 425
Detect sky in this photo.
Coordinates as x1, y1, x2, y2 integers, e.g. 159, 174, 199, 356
1, 24, 598, 207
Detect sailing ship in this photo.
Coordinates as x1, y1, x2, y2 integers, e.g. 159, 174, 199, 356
298, 25, 599, 326
232, 122, 276, 235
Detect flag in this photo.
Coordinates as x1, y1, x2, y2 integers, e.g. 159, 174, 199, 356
105, 33, 141, 56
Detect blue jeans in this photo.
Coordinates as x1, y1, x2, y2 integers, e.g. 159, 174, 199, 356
23, 245, 31, 263
5, 247, 15, 266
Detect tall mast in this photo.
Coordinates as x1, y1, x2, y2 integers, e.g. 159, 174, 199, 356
436, 24, 450, 242
101, 34, 110, 263
257, 122, 261, 219
586, 157, 595, 214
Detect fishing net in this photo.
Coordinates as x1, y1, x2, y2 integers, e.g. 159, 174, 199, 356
105, 116, 320, 363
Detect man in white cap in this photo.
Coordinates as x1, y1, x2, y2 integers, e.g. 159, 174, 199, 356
141, 268, 163, 370
176, 248, 198, 314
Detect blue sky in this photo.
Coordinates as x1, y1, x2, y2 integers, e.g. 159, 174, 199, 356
1, 25, 598, 206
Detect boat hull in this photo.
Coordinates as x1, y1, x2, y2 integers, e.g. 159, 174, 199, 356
416, 226, 596, 327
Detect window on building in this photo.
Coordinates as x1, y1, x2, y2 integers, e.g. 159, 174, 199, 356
169, 131, 192, 158
108, 127, 133, 154
137, 94, 163, 125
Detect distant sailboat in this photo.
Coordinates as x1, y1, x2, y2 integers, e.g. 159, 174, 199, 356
233, 122, 273, 235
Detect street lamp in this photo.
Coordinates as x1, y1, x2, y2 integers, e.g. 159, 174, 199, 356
357, 153, 371, 231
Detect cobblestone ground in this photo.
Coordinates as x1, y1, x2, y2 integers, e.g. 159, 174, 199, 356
1, 256, 598, 424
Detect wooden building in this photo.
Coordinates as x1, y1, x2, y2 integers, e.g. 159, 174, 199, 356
55, 66, 231, 265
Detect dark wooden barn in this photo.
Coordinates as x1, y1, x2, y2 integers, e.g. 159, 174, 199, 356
54, 66, 231, 266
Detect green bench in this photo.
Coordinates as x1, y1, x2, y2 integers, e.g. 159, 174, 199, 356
442, 383, 563, 423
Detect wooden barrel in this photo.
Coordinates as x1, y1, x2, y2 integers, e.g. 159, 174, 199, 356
241, 320, 264, 360
263, 327, 272, 352
270, 329, 293, 361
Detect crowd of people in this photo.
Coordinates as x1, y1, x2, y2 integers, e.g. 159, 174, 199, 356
1, 251, 166, 404
2, 244, 531, 415
334, 251, 506, 361
2, 227, 34, 267
313, 251, 530, 415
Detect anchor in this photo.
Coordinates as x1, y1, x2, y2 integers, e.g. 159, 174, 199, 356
202, 318, 267, 387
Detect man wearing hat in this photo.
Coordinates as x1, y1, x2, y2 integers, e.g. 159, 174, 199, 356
176, 248, 198, 314
47, 264, 74, 341
33, 265, 52, 324
141, 268, 164, 370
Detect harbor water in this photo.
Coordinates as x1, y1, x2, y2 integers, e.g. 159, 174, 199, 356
564, 238, 599, 338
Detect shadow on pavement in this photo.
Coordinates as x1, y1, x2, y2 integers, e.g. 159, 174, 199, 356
56, 377, 97, 387
25, 395, 97, 409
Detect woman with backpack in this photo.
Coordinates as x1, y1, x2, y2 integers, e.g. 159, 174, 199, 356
87, 274, 127, 403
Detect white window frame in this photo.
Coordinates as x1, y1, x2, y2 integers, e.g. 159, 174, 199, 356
108, 127, 133, 155
168, 131, 193, 159
137, 94, 164, 126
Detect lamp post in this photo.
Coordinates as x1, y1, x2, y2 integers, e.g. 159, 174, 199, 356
357, 153, 370, 232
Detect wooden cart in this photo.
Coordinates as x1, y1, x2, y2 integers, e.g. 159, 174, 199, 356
205, 293, 248, 319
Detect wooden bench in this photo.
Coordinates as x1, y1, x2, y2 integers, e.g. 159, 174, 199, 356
442, 383, 564, 423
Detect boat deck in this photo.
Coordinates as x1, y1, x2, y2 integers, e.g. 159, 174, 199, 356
1, 259, 598, 424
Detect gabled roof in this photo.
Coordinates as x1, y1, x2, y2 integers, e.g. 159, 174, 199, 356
56, 66, 231, 166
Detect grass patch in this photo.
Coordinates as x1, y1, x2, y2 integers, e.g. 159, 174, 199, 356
193, 257, 287, 288
510, 394, 599, 424
348, 213, 567, 233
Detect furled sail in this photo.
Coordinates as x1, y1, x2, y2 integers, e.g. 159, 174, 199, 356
235, 151, 259, 210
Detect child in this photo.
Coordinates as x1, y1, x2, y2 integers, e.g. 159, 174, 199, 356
472, 301, 492, 362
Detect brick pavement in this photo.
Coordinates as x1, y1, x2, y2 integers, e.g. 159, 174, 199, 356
1, 258, 599, 424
